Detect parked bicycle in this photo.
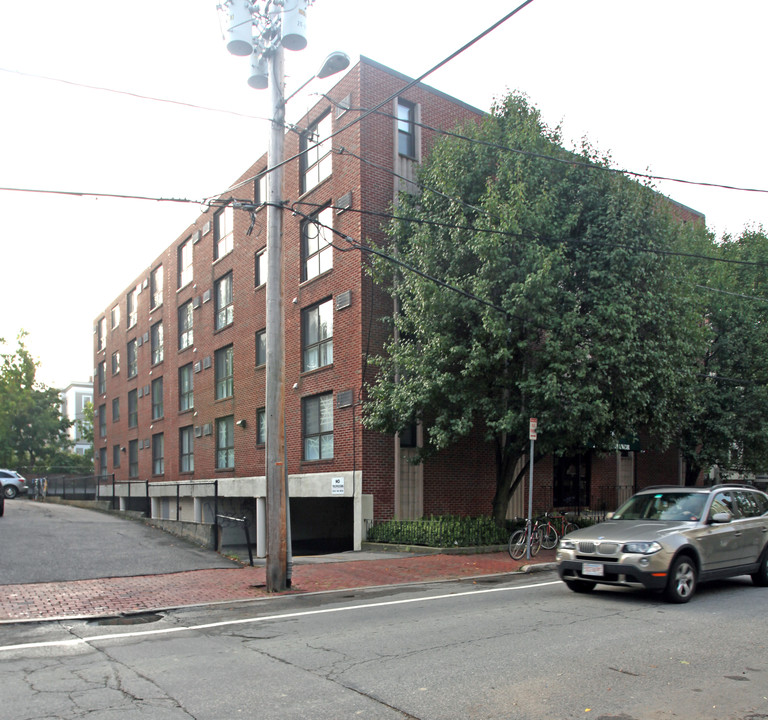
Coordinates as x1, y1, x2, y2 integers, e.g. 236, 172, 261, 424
508, 518, 542, 560
538, 511, 579, 550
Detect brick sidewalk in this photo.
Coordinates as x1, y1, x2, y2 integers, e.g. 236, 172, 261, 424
0, 551, 556, 623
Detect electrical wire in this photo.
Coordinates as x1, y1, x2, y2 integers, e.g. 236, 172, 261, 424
324, 98, 768, 197
0, 185, 201, 205
0, 67, 275, 124
219, 0, 538, 195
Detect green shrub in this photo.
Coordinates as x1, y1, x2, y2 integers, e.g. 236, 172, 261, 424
367, 515, 510, 548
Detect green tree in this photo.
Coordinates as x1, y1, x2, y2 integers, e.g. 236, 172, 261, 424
680, 229, 768, 484
0, 332, 72, 470
363, 94, 706, 524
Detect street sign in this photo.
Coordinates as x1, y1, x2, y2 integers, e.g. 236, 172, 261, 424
331, 477, 345, 495
529, 417, 537, 440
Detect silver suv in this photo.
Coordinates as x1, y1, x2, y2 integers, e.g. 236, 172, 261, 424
556, 484, 768, 603
0, 469, 29, 499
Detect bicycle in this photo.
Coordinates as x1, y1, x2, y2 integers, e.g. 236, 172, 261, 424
508, 518, 542, 560
538, 511, 579, 550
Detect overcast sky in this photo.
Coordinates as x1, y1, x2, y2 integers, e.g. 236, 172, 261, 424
1, 0, 766, 389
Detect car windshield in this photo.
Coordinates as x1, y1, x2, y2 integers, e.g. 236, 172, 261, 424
613, 492, 707, 522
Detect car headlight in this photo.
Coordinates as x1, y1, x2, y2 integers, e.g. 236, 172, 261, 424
559, 539, 576, 550
623, 541, 662, 555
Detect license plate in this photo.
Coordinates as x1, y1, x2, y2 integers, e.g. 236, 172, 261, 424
582, 563, 604, 577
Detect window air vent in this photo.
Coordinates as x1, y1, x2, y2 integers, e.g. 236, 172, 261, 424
144, 385, 151, 395
193, 229, 201, 244
336, 94, 351, 118
137, 387, 143, 398
336, 191, 352, 213
336, 290, 352, 310
192, 296, 201, 309
142, 278, 148, 290
203, 289, 211, 303
203, 423, 212, 436
337, 389, 354, 408
203, 221, 211, 236
194, 362, 202, 373
194, 426, 203, 437
143, 332, 149, 343
202, 356, 211, 370
136, 336, 143, 347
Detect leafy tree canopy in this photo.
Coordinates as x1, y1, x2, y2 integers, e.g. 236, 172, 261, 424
363, 93, 707, 523
680, 228, 768, 483
0, 332, 73, 471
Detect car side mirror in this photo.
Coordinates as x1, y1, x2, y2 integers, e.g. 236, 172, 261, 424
711, 512, 732, 524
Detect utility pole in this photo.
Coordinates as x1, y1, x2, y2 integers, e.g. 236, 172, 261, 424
221, 1, 348, 592
264, 44, 288, 591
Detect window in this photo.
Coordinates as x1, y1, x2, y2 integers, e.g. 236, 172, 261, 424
112, 444, 121, 469
152, 432, 164, 475
301, 206, 333, 281
180, 426, 194, 473
214, 205, 234, 260
98, 404, 107, 438
255, 329, 266, 367
111, 304, 120, 329
303, 393, 333, 460
151, 321, 164, 364
553, 454, 591, 508
99, 447, 107, 478
397, 99, 417, 158
215, 272, 234, 330
111, 351, 120, 376
128, 389, 138, 428
302, 299, 333, 371
178, 301, 193, 350
97, 317, 106, 351
127, 287, 138, 328
128, 439, 139, 478
254, 169, 268, 206
256, 407, 266, 445
127, 339, 137, 378
97, 361, 106, 395
215, 345, 234, 400
151, 377, 164, 420
216, 416, 235, 469
255, 248, 267, 287
111, 397, 120, 422
179, 363, 194, 412
178, 237, 193, 288
301, 112, 333, 193
150, 265, 163, 309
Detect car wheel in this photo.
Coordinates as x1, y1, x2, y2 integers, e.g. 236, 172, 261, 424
3, 485, 17, 499
751, 548, 768, 587
565, 580, 596, 594
664, 555, 697, 603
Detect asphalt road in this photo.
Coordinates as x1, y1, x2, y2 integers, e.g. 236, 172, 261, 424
0, 499, 238, 584
2, 570, 768, 719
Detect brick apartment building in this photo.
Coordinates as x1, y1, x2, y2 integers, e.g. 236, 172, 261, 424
93, 57, 690, 552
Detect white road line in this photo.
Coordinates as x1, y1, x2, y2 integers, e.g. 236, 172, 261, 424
0, 579, 561, 653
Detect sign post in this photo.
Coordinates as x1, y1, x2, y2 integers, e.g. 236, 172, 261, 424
527, 418, 537, 559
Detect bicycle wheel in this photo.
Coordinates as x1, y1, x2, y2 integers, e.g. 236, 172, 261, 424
540, 523, 558, 550
563, 522, 579, 536
530, 528, 542, 556
508, 530, 527, 560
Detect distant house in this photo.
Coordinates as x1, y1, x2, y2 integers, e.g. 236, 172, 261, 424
60, 381, 93, 456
